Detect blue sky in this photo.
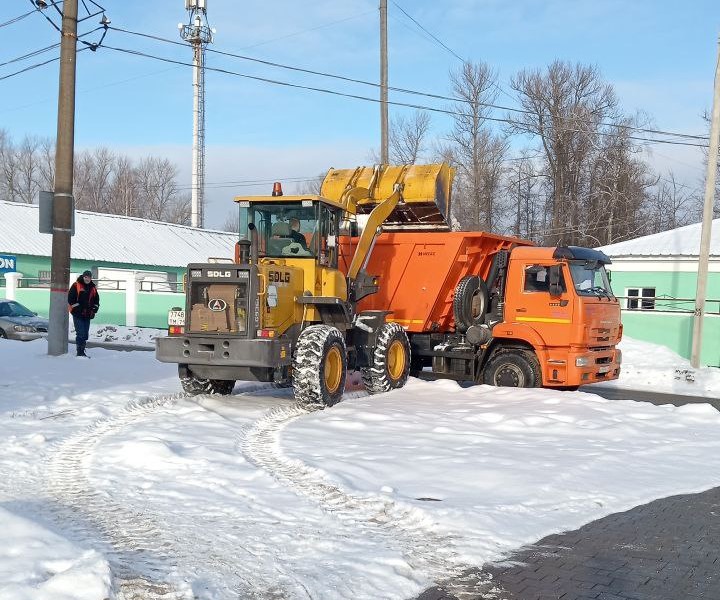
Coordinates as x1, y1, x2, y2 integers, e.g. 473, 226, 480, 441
0, 0, 718, 228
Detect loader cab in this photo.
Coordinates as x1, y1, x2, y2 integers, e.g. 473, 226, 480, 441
237, 199, 343, 268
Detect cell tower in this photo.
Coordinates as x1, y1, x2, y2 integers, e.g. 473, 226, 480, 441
179, 0, 213, 228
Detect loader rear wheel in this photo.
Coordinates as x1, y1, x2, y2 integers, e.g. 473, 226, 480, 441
361, 322, 411, 394
179, 365, 235, 396
453, 275, 488, 333
292, 325, 347, 407
483, 350, 541, 388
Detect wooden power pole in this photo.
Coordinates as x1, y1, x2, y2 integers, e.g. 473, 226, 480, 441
691, 35, 720, 368
47, 0, 78, 356
380, 0, 389, 164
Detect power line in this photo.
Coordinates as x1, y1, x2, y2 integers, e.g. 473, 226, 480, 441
107, 26, 709, 144
390, 1, 464, 62
0, 6, 39, 29
97, 43, 710, 149
237, 10, 375, 52
0, 43, 60, 69
0, 55, 60, 82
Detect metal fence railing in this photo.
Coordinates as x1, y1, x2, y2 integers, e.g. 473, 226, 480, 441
615, 296, 720, 315
4, 278, 183, 294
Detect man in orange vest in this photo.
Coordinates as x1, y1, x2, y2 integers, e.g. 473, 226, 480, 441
67, 270, 100, 358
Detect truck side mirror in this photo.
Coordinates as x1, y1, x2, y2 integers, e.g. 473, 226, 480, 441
548, 265, 563, 297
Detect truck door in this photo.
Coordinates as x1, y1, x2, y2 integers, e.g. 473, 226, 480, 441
514, 263, 573, 347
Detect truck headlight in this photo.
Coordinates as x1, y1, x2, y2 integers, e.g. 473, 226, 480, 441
575, 356, 591, 367
13, 325, 36, 333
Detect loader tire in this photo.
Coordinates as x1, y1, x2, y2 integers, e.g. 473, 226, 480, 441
361, 322, 411, 394
179, 366, 235, 396
292, 325, 347, 408
482, 350, 541, 388
453, 275, 488, 333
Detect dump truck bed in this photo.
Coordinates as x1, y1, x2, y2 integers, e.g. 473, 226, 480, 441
338, 231, 532, 333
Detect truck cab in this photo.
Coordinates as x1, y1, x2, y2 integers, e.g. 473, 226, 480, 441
499, 246, 622, 387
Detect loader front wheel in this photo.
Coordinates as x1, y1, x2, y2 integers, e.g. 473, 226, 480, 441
292, 325, 347, 407
361, 322, 411, 394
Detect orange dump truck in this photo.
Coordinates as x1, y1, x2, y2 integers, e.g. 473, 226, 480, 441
339, 231, 622, 388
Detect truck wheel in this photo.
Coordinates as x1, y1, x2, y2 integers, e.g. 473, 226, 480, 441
483, 350, 541, 388
361, 322, 411, 394
292, 324, 347, 407
454, 275, 489, 333
179, 366, 235, 395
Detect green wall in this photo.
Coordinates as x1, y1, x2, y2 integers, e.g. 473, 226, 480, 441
620, 312, 720, 368
137, 292, 186, 328
609, 268, 720, 367
1, 253, 186, 283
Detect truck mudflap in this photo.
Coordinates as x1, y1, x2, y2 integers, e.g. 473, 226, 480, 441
156, 335, 292, 369
543, 347, 622, 387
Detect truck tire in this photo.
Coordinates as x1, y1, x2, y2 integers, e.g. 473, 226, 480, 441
453, 275, 489, 333
292, 324, 347, 407
361, 322, 411, 394
483, 350, 541, 388
179, 366, 236, 396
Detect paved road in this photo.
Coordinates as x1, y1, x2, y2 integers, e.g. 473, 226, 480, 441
419, 484, 720, 600
417, 386, 720, 600
581, 384, 720, 409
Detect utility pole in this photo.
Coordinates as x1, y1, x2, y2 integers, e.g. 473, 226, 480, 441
380, 0, 389, 164
179, 0, 213, 228
691, 35, 720, 368
47, 0, 79, 356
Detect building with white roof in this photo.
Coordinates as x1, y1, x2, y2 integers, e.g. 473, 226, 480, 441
0, 201, 237, 328
598, 219, 719, 367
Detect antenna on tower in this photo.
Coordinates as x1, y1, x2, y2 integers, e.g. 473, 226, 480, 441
179, 0, 213, 228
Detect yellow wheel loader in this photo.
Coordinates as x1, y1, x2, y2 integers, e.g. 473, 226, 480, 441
155, 163, 453, 406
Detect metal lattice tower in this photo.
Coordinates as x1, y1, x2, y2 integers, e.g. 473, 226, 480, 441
179, 0, 213, 228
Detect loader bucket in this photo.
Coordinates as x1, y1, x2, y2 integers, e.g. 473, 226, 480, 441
321, 163, 454, 230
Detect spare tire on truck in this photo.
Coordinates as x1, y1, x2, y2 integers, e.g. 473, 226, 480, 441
453, 275, 489, 333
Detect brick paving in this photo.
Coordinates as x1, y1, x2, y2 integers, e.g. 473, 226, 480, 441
418, 486, 720, 600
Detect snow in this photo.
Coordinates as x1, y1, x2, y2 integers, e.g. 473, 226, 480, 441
0, 331, 719, 599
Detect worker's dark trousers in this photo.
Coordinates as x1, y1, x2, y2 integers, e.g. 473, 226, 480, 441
72, 315, 90, 356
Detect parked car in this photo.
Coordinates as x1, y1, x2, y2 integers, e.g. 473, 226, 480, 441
0, 300, 49, 341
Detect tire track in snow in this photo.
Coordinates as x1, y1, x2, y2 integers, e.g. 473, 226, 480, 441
44, 393, 275, 600
240, 401, 497, 598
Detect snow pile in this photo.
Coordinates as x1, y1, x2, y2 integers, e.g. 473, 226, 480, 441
0, 335, 718, 599
609, 337, 720, 397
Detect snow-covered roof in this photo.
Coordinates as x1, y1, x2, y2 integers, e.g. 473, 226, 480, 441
0, 201, 237, 268
598, 218, 720, 258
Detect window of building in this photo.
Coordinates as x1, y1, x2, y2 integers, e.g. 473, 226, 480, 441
626, 287, 655, 310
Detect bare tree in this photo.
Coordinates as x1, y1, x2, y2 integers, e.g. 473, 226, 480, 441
0, 130, 19, 202
509, 61, 654, 246
447, 61, 508, 231
37, 137, 55, 192
389, 110, 431, 164
13, 136, 41, 204
296, 173, 325, 195
135, 157, 182, 221
222, 210, 239, 233
646, 172, 701, 233
107, 156, 137, 216
502, 152, 550, 240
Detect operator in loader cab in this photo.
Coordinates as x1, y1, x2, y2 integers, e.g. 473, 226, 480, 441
289, 218, 309, 251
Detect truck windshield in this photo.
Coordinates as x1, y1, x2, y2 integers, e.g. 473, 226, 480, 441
239, 202, 316, 258
569, 261, 614, 297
